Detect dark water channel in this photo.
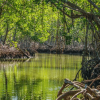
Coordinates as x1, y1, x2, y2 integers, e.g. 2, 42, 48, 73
0, 53, 82, 100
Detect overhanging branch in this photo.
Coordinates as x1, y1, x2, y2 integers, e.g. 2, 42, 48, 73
51, 2, 83, 19
62, 0, 86, 14
59, 0, 100, 28
88, 0, 100, 12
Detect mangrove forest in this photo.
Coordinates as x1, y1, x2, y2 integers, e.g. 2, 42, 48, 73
0, 0, 100, 100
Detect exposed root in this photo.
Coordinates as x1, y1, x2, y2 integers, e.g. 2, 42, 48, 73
56, 78, 100, 100
0, 44, 37, 59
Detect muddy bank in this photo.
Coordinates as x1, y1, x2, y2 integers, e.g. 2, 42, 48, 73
37, 48, 83, 54
37, 48, 93, 55
0, 41, 93, 59
37, 42, 93, 55
0, 45, 36, 59
0, 46, 91, 59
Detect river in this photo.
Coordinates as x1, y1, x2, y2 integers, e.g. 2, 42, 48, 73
0, 53, 82, 100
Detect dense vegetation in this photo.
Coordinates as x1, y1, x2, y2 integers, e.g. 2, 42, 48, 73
1, 1, 100, 99
0, 0, 100, 57
0, 1, 96, 44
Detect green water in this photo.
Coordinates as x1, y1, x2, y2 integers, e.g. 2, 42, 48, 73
0, 53, 82, 100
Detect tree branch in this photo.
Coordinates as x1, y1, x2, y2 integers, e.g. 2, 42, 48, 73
51, 2, 83, 19
61, 0, 100, 28
88, 0, 100, 12
8, 27, 14, 32
62, 0, 86, 14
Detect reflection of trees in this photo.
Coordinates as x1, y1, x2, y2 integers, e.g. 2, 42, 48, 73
0, 65, 43, 100
1, 67, 11, 100
13, 70, 42, 100
13, 77, 42, 100
0, 54, 82, 99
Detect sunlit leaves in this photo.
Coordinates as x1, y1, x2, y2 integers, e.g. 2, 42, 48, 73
0, 0, 99, 44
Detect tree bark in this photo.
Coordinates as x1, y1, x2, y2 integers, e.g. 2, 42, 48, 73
84, 20, 89, 55
13, 27, 17, 41
3, 21, 9, 45
56, 11, 60, 53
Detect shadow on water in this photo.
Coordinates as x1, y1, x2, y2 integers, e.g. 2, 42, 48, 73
0, 53, 82, 100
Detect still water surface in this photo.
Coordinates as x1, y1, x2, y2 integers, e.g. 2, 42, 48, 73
0, 53, 82, 100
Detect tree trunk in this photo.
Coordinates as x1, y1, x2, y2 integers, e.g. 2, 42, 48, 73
13, 26, 17, 41
84, 20, 89, 55
56, 11, 61, 54
41, 0, 44, 30
3, 21, 8, 45
62, 6, 66, 52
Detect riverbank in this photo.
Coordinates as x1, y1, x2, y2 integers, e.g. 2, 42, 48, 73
37, 48, 93, 55
37, 43, 93, 55
37, 48, 83, 55
0, 43, 93, 59
0, 45, 35, 59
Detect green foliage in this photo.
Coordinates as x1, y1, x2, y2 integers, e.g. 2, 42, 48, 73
0, 1, 59, 44
65, 36, 72, 45
9, 41, 18, 48
12, 41, 18, 48
0, 0, 99, 45
31, 35, 39, 41
62, 32, 67, 37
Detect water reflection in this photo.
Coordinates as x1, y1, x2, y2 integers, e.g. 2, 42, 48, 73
0, 53, 82, 100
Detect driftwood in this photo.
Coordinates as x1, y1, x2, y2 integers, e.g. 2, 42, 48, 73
56, 78, 100, 100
